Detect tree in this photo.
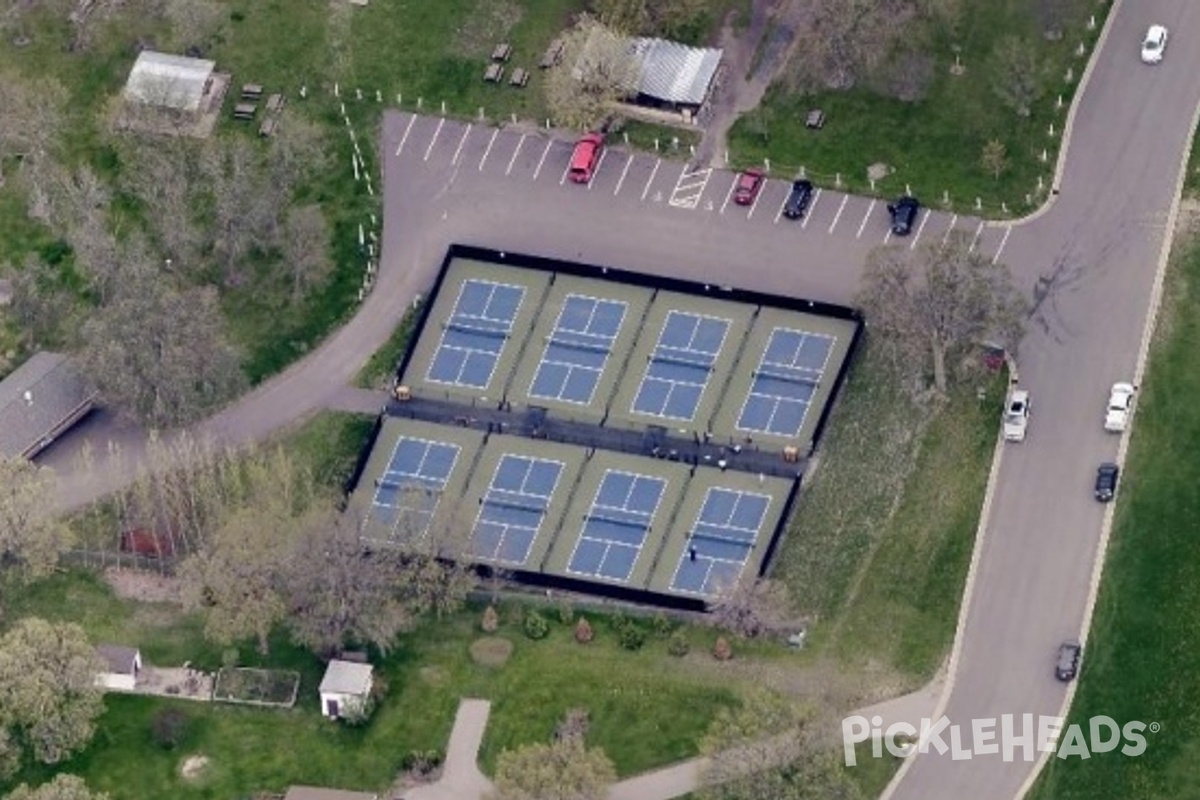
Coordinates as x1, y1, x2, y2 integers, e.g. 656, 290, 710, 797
544, 15, 641, 130
0, 456, 72, 581
989, 35, 1044, 117
786, 0, 918, 91
8, 253, 78, 348
163, 0, 225, 54
282, 204, 335, 300
0, 72, 67, 172
492, 737, 616, 800
856, 231, 1028, 392
873, 49, 934, 103
0, 618, 105, 765
591, 0, 708, 41
980, 139, 1009, 179
116, 135, 205, 270
6, 774, 110, 800
709, 576, 792, 638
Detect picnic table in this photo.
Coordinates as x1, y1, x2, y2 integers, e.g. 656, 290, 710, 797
805, 109, 825, 129
540, 38, 564, 68
491, 42, 512, 62
241, 84, 263, 101
233, 102, 257, 120
265, 93, 284, 114
509, 67, 529, 88
484, 63, 505, 83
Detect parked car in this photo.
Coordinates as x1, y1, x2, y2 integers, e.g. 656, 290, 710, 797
1141, 24, 1168, 64
1003, 389, 1031, 442
1056, 640, 1082, 681
887, 196, 920, 235
783, 179, 814, 219
733, 168, 765, 206
1095, 462, 1120, 502
1104, 382, 1136, 432
568, 132, 604, 184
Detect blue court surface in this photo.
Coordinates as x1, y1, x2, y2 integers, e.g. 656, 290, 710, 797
471, 454, 565, 565
529, 295, 627, 405
568, 470, 665, 582
632, 311, 730, 421
671, 488, 772, 596
737, 328, 834, 437
427, 279, 525, 389
370, 437, 460, 537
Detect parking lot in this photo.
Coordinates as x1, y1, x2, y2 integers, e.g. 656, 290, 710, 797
386, 112, 1017, 265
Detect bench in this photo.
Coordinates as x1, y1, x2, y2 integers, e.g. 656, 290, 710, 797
232, 102, 257, 120
265, 93, 284, 114
491, 42, 512, 62
805, 109, 825, 129
539, 38, 564, 68
509, 67, 529, 88
241, 84, 263, 101
258, 117, 277, 137
484, 63, 504, 83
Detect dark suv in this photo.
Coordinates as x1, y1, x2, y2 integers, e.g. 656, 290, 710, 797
1056, 640, 1081, 681
783, 179, 814, 219
1094, 462, 1119, 502
888, 196, 920, 235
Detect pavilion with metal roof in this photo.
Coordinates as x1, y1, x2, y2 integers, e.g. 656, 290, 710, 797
123, 50, 216, 112
0, 352, 97, 459
628, 37, 723, 109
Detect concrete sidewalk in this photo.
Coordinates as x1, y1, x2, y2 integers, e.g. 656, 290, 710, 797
403, 699, 493, 800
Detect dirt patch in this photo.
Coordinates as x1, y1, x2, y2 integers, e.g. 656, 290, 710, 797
104, 567, 182, 604
419, 665, 450, 686
469, 636, 514, 667
180, 754, 209, 780
451, 0, 523, 59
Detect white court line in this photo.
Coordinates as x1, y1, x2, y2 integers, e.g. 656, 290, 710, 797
532, 140, 553, 181
450, 124, 471, 165
719, 176, 738, 214
504, 134, 526, 175
855, 199, 876, 239
477, 129, 499, 171
422, 117, 444, 162
746, 184, 766, 220
942, 213, 959, 244
772, 189, 790, 224
587, 150, 608, 190
828, 195, 850, 234
641, 159, 661, 200
969, 220, 986, 252
992, 225, 1013, 264
614, 154, 633, 196
801, 188, 821, 229
909, 211, 930, 249
395, 115, 417, 156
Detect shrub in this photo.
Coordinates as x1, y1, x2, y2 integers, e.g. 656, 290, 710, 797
651, 611, 673, 637
221, 647, 240, 668
400, 749, 443, 777
151, 707, 189, 749
555, 707, 590, 744
712, 636, 733, 661
557, 599, 575, 625
618, 622, 646, 651
607, 609, 627, 631
574, 617, 594, 643
523, 610, 550, 640
667, 631, 690, 657
342, 695, 378, 727
481, 605, 499, 633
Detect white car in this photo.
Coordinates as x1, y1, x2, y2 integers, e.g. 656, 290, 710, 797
1003, 389, 1030, 442
1105, 382, 1136, 432
1141, 25, 1168, 64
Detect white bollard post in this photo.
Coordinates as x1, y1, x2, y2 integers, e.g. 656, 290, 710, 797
1001, 202, 1008, 214
376, 90, 382, 103
358, 224, 365, 248
334, 82, 340, 97
417, 97, 423, 109
340, 102, 346, 117
1026, 193, 1032, 205
764, 157, 770, 172
1038, 176, 1045, 191
370, 213, 377, 226
478, 107, 484, 121
1057, 94, 1064, 109
835, 173, 842, 188
654, 138, 659, 151
441, 100, 446, 114
1041, 148, 1049, 162
511, 113, 517, 124
799, 165, 806, 178
975, 197, 982, 210
355, 88, 362, 101
546, 119, 551, 129
690, 144, 696, 157
1048, 123, 1055, 137
905, 183, 912, 196
299, 85, 307, 99
1065, 67, 1074, 82
942, 189, 950, 206
1088, 14, 1096, 30
397, 93, 402, 105
1076, 42, 1085, 56
623, 132, 629, 145
869, 178, 876, 191
352, 155, 359, 182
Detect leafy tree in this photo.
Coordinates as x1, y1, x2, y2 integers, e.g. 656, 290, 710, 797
0, 456, 72, 581
5, 774, 110, 800
989, 35, 1044, 116
980, 139, 1009, 179
544, 15, 641, 130
856, 231, 1028, 392
0, 618, 105, 765
523, 610, 550, 640
492, 737, 616, 800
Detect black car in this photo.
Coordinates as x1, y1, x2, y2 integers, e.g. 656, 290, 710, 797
1095, 462, 1120, 502
1056, 640, 1082, 681
783, 179, 815, 219
887, 196, 920, 235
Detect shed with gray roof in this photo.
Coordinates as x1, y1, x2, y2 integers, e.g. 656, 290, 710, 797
0, 351, 97, 459
124, 50, 217, 112
628, 37, 722, 108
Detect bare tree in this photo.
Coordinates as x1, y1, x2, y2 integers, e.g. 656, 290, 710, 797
856, 231, 1028, 393
198, 138, 279, 285
8, 253, 78, 348
163, 0, 224, 54
0, 457, 72, 581
283, 204, 335, 300
0, 73, 67, 173
989, 35, 1044, 117
492, 737, 617, 800
545, 15, 641, 130
786, 0, 918, 91
980, 139, 1009, 179
709, 576, 793, 638
116, 134, 205, 269
590, 0, 648, 34
5, 774, 110, 800
873, 49, 935, 103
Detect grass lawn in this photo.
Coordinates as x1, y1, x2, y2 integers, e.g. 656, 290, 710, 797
729, 0, 1111, 215
274, 411, 378, 489
1026, 227, 1200, 799
355, 302, 423, 389
615, 119, 703, 155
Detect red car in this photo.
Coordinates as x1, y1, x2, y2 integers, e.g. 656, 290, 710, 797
568, 133, 605, 184
733, 168, 765, 205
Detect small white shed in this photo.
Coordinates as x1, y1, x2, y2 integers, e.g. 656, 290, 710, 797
318, 659, 374, 719
95, 645, 142, 691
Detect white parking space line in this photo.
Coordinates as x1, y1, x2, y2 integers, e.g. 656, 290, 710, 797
395, 115, 417, 156
969, 220, 986, 252
992, 225, 1014, 265
478, 129, 499, 171
772, 190, 790, 224
450, 124, 472, 165
719, 175, 738, 214
614, 154, 634, 196
855, 199, 876, 239
801, 189, 821, 229
909, 211, 930, 249
505, 134, 526, 175
942, 214, 959, 244
641, 158, 661, 200
559, 156, 572, 185
669, 166, 711, 208
828, 195, 850, 234
746, 184, 767, 219
422, 117, 444, 162
883, 228, 893, 245
587, 150, 608, 190
532, 140, 553, 181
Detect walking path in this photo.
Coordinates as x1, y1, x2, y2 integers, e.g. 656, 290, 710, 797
403, 699, 493, 800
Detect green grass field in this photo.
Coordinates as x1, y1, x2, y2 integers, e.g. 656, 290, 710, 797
1027, 228, 1200, 799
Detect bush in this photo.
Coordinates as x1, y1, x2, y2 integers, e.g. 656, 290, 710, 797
523, 610, 550, 640
667, 631, 690, 657
555, 707, 590, 744
574, 617, 594, 644
221, 647, 240, 668
618, 622, 646, 651
481, 605, 499, 633
712, 636, 733, 661
151, 707, 189, 749
607, 609, 628, 631
557, 599, 575, 625
399, 749, 443, 777
651, 611, 673, 637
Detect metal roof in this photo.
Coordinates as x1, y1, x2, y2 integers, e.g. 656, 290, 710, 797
0, 351, 97, 459
628, 37, 723, 106
96, 645, 140, 675
284, 788, 378, 800
124, 50, 215, 112
318, 659, 374, 696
